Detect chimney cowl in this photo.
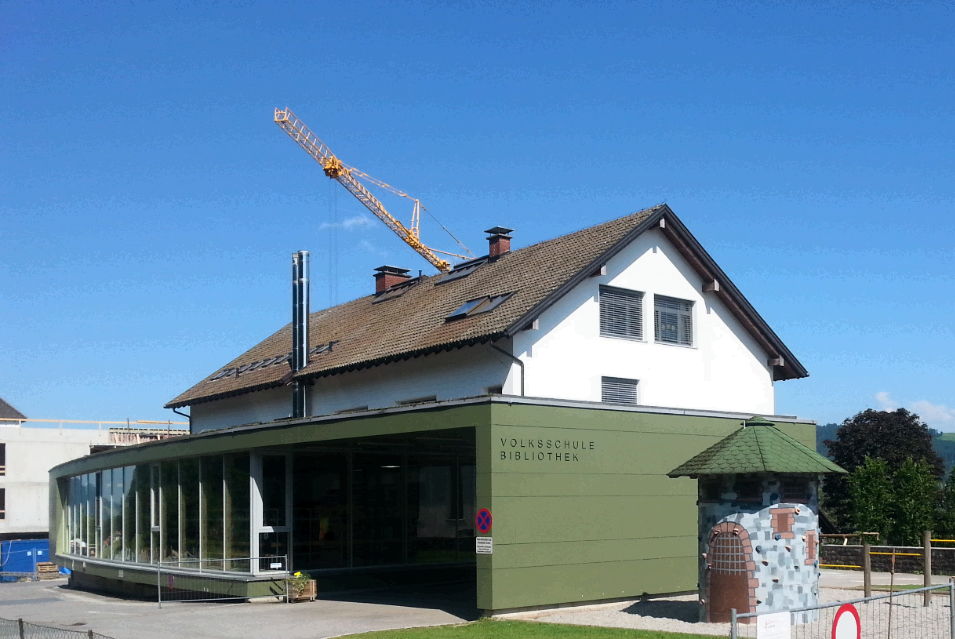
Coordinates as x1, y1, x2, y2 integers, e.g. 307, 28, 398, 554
374, 265, 411, 294
485, 227, 514, 258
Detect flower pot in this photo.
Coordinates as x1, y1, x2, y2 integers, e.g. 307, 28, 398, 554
289, 579, 316, 602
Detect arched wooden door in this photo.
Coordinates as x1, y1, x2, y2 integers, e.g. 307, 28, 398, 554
707, 529, 751, 622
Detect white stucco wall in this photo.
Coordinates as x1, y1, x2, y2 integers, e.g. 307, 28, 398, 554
310, 345, 513, 415
512, 227, 775, 415
0, 426, 109, 535
191, 385, 293, 434
188, 227, 779, 431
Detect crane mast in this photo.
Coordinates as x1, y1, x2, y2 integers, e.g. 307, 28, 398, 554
274, 108, 454, 272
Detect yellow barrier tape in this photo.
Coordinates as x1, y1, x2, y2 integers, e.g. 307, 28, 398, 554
931, 539, 955, 543
820, 564, 862, 569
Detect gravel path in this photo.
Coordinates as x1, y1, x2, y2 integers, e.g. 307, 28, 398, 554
503, 587, 954, 638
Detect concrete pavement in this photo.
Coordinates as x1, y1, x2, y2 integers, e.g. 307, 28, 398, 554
0, 578, 478, 639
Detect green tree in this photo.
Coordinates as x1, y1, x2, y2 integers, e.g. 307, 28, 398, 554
847, 457, 894, 544
824, 408, 944, 527
935, 469, 955, 538
889, 458, 938, 546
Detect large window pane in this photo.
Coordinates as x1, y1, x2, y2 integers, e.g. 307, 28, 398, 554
201, 456, 224, 568
258, 532, 289, 571
292, 454, 348, 569
261, 455, 286, 527
135, 465, 150, 562
458, 462, 477, 559
81, 473, 91, 556
123, 467, 135, 561
160, 461, 179, 563
407, 458, 455, 564
352, 454, 403, 567
180, 458, 200, 562
70, 476, 80, 554
110, 468, 124, 560
150, 465, 160, 564
101, 470, 113, 559
94, 472, 102, 558
224, 453, 250, 570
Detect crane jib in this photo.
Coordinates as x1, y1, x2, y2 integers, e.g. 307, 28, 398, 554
274, 107, 453, 272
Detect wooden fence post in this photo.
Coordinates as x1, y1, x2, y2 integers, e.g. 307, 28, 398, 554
863, 542, 872, 598
925, 530, 932, 607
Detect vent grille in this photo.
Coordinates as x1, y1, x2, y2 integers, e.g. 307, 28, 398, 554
601, 376, 638, 405
599, 286, 644, 340
654, 295, 693, 345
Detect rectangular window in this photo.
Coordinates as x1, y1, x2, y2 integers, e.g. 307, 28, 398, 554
0, 442, 5, 475
781, 479, 811, 503
599, 286, 644, 340
601, 376, 638, 405
654, 295, 693, 346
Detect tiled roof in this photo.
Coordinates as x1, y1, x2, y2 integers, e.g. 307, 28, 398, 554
0, 396, 26, 420
667, 420, 846, 477
166, 205, 807, 408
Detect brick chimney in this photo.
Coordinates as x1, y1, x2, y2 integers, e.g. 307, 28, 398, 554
374, 265, 411, 293
485, 227, 514, 258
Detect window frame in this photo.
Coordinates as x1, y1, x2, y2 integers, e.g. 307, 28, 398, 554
598, 285, 645, 341
653, 294, 694, 347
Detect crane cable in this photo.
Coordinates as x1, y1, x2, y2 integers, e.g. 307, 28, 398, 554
344, 163, 474, 259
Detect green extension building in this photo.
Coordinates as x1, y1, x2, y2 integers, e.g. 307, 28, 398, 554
49, 206, 814, 613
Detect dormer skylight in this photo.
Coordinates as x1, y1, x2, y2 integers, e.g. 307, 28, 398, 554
436, 257, 488, 285
446, 293, 512, 321
373, 277, 420, 303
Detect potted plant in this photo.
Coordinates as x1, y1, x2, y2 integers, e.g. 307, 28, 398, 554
288, 571, 316, 602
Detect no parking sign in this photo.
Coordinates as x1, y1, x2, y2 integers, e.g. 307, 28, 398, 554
476, 508, 492, 534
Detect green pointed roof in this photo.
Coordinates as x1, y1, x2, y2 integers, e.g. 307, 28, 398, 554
667, 417, 846, 477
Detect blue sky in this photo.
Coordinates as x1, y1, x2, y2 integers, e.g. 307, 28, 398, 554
2, 0, 953, 429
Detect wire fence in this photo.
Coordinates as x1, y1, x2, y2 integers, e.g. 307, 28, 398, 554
0, 617, 115, 639
157, 556, 289, 607
730, 583, 955, 638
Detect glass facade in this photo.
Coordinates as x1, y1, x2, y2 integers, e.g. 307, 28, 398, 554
62, 442, 475, 574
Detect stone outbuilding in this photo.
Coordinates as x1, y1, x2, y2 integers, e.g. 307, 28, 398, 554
668, 416, 845, 624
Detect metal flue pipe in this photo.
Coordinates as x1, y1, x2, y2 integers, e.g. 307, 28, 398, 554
292, 250, 310, 418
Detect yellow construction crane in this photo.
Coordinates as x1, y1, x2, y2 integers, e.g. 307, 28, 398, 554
274, 108, 471, 273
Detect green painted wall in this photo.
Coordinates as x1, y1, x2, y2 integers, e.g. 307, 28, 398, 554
48, 398, 815, 613
477, 403, 814, 611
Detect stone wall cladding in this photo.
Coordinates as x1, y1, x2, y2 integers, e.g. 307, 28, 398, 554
699, 475, 821, 624
820, 545, 955, 575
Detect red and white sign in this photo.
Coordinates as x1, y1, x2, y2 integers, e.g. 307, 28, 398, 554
832, 603, 861, 639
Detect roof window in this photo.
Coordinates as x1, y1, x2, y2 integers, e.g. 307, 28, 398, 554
445, 293, 512, 321
374, 277, 420, 303
436, 258, 488, 285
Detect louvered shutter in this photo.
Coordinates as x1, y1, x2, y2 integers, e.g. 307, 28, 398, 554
599, 286, 643, 339
601, 377, 638, 405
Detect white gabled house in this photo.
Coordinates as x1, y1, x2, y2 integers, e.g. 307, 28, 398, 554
167, 205, 805, 432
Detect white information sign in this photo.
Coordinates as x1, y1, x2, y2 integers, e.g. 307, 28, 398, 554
756, 612, 791, 639
475, 537, 493, 554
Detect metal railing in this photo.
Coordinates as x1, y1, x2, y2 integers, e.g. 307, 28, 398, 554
730, 583, 955, 638
0, 617, 115, 639
156, 556, 289, 607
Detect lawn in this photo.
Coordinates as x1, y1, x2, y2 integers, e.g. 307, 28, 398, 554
338, 620, 719, 639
